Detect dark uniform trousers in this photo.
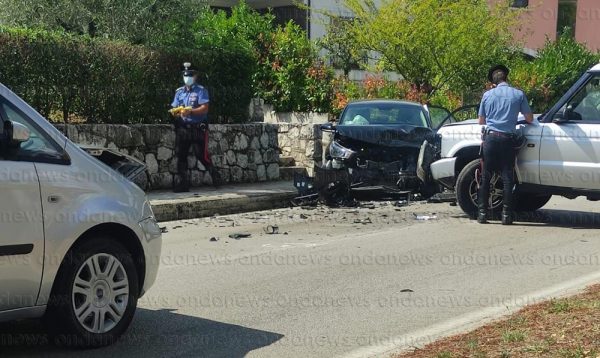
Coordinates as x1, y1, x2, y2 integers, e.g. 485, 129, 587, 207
174, 122, 213, 188
478, 133, 516, 212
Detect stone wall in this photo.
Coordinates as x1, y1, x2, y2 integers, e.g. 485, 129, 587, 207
277, 124, 330, 173
55, 123, 280, 191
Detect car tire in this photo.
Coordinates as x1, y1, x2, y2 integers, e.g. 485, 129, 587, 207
45, 235, 139, 348
455, 159, 481, 219
515, 193, 552, 212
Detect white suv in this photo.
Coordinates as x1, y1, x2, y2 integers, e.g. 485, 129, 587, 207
419, 63, 600, 217
0, 83, 162, 346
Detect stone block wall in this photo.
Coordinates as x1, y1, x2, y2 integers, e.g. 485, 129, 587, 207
55, 123, 280, 191
277, 124, 326, 171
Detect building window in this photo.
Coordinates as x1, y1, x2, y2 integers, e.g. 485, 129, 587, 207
511, 0, 529, 8
557, 0, 577, 38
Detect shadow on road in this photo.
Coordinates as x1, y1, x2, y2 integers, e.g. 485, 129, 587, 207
0, 308, 284, 358
515, 209, 600, 229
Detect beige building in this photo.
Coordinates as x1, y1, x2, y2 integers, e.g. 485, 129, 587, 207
212, 1, 600, 50
505, 0, 600, 52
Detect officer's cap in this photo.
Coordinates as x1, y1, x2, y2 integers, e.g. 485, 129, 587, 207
488, 64, 509, 83
182, 62, 198, 76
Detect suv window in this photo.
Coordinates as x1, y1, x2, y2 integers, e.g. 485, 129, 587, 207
0, 98, 66, 163
566, 75, 600, 122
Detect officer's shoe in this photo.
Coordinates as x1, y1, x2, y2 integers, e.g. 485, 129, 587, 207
501, 208, 514, 225
209, 167, 222, 188
477, 208, 488, 224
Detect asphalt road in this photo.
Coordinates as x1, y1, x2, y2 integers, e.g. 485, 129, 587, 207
2, 197, 600, 357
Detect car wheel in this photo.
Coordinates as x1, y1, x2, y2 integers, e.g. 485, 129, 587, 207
45, 236, 139, 347
516, 193, 552, 211
456, 159, 504, 218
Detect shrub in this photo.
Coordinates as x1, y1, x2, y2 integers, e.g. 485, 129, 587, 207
255, 22, 335, 113
0, 27, 254, 123
511, 30, 600, 113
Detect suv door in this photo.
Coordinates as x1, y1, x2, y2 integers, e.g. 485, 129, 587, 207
540, 74, 600, 189
428, 104, 480, 129
0, 100, 45, 311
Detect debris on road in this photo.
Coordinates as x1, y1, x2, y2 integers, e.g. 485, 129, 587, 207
228, 232, 252, 239
360, 202, 376, 209
209, 237, 219, 242
160, 226, 168, 233
264, 225, 279, 234
395, 200, 409, 207
413, 213, 438, 221
400, 289, 414, 293
353, 218, 373, 225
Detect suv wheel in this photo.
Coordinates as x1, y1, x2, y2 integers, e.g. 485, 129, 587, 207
456, 159, 553, 218
45, 236, 139, 347
456, 159, 503, 218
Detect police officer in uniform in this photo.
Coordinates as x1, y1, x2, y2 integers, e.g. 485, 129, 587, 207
477, 65, 534, 225
171, 63, 219, 192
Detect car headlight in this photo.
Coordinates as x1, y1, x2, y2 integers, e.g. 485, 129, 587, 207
329, 141, 355, 160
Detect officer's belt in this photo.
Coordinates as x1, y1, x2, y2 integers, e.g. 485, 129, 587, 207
485, 129, 514, 139
179, 122, 207, 130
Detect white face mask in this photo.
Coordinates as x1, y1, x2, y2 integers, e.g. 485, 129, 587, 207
183, 76, 194, 86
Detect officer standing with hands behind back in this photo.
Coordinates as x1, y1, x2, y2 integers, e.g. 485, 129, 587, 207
171, 62, 220, 192
477, 65, 534, 225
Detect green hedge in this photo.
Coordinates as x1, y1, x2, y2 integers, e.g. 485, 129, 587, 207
0, 27, 254, 123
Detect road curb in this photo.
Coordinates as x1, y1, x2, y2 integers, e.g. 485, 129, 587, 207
341, 271, 600, 358
150, 191, 296, 222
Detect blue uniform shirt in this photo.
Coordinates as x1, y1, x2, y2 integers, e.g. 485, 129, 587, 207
171, 84, 210, 124
478, 82, 532, 133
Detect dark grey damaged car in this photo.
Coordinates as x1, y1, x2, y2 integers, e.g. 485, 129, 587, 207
317, 100, 476, 199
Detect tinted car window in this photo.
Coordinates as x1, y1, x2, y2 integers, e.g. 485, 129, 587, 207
0, 98, 65, 162
340, 103, 429, 127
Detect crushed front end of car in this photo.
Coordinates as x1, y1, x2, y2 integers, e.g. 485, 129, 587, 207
291, 124, 439, 206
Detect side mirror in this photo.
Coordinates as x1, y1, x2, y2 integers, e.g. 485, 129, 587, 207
7, 121, 31, 143
320, 122, 336, 132
553, 105, 582, 124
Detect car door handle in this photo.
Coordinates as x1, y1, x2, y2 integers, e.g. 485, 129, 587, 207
48, 195, 61, 203
527, 143, 535, 148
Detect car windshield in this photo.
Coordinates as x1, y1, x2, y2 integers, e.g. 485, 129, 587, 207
339, 102, 429, 127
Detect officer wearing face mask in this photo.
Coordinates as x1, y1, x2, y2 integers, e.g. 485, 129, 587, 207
171, 62, 220, 192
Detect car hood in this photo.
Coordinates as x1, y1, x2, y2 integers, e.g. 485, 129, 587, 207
335, 125, 433, 148
79, 146, 146, 180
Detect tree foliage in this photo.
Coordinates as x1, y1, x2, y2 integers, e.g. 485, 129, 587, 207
342, 0, 520, 96
511, 29, 600, 112
0, 0, 206, 45
318, 17, 365, 77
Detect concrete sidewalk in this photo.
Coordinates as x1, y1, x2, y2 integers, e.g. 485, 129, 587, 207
148, 181, 297, 222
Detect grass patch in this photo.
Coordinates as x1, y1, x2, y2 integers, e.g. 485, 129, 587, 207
396, 284, 600, 358
549, 298, 572, 313
435, 352, 453, 358
502, 329, 526, 343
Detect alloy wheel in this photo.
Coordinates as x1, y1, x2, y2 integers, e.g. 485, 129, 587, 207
71, 253, 129, 334
469, 174, 504, 210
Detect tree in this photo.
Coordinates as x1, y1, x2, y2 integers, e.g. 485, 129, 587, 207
342, 0, 521, 96
318, 16, 365, 77
510, 29, 600, 112
0, 0, 206, 45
